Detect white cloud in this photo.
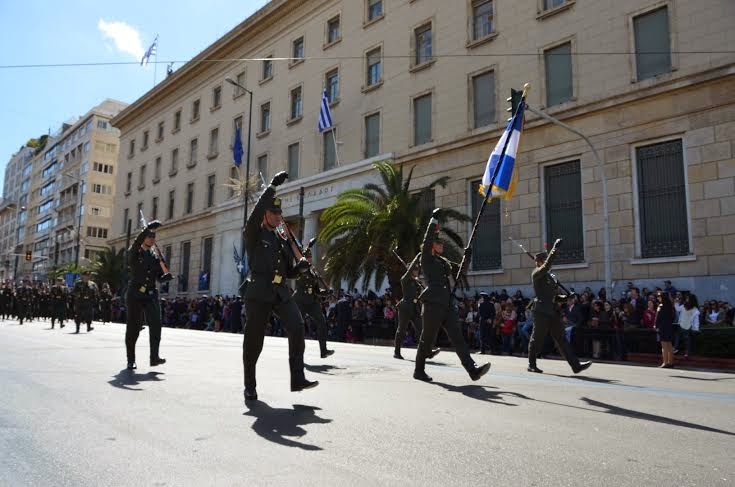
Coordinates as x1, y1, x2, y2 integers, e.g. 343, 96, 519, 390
97, 19, 145, 61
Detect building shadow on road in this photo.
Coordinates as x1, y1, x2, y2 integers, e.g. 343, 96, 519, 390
668, 375, 735, 382
431, 381, 530, 406
108, 369, 165, 391
243, 402, 332, 451
580, 397, 735, 436
304, 363, 345, 375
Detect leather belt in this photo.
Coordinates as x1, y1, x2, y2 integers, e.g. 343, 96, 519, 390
272, 274, 283, 284
412, 299, 418, 304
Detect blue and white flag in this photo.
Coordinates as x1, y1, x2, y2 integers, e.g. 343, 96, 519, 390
317, 91, 333, 133
140, 36, 158, 66
479, 102, 525, 200
232, 126, 243, 167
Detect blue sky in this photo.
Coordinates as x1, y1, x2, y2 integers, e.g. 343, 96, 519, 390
0, 0, 269, 191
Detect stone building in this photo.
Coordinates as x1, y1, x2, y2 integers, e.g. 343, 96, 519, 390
110, 0, 735, 299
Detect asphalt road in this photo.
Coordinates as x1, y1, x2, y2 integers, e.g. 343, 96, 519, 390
1, 318, 733, 487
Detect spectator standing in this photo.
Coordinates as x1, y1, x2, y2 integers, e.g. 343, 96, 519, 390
654, 292, 675, 368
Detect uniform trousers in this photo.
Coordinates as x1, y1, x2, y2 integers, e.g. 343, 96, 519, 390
395, 302, 423, 350
244, 296, 306, 390
528, 310, 582, 369
297, 300, 328, 354
126, 293, 162, 362
415, 301, 474, 373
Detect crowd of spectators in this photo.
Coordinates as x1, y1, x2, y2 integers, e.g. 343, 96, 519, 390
109, 280, 733, 360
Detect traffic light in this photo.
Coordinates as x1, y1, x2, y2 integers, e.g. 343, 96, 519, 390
25, 250, 32, 262
506, 88, 524, 121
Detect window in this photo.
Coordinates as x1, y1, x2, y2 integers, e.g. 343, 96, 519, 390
136, 202, 144, 228
327, 16, 341, 44
212, 85, 222, 109
174, 110, 182, 131
142, 130, 149, 149
97, 120, 108, 130
208, 128, 219, 157
367, 0, 383, 21
634, 7, 671, 81
189, 138, 198, 166
262, 56, 273, 80
154, 156, 161, 181
86, 227, 109, 239
192, 99, 200, 121
138, 164, 146, 189
167, 190, 175, 220
93, 162, 114, 174
413, 93, 432, 146
544, 0, 566, 10
544, 160, 584, 264
288, 143, 300, 179
366, 48, 382, 86
257, 154, 268, 182
152, 196, 159, 220
122, 208, 129, 233
472, 0, 493, 40
171, 148, 179, 173
206, 174, 215, 208
545, 42, 573, 107
162, 245, 172, 293
128, 139, 135, 157
157, 121, 164, 141
36, 219, 53, 233
292, 37, 305, 61
200, 237, 213, 291
290, 86, 303, 120
323, 129, 337, 170
83, 142, 90, 154
472, 70, 496, 128
186, 183, 194, 214
228, 166, 238, 199
414, 23, 433, 66
635, 139, 689, 258
179, 241, 191, 292
325, 69, 339, 103
126, 172, 132, 193
260, 103, 271, 133
365, 113, 380, 158
234, 71, 246, 97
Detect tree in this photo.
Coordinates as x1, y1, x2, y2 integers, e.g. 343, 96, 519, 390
91, 247, 126, 293
318, 160, 471, 298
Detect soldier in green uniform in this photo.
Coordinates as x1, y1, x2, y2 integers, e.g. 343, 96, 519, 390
73, 271, 99, 333
242, 171, 317, 402
16, 280, 33, 325
99, 283, 113, 324
50, 277, 68, 329
0, 282, 12, 320
125, 220, 171, 370
413, 209, 491, 382
394, 253, 439, 360
527, 239, 591, 374
293, 245, 334, 358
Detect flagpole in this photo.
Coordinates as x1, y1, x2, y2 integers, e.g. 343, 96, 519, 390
153, 36, 158, 86
453, 83, 529, 288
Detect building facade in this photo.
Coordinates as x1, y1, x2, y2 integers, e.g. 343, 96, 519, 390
110, 0, 735, 299
0, 146, 35, 281
3, 99, 126, 282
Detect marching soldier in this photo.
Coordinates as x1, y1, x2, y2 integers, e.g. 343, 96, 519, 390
16, 280, 33, 325
242, 171, 317, 402
125, 220, 171, 370
72, 271, 99, 333
293, 244, 334, 359
50, 277, 68, 329
0, 281, 12, 320
413, 209, 491, 382
394, 253, 438, 360
527, 239, 591, 374
99, 283, 113, 324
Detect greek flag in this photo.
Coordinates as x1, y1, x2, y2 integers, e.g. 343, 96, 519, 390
140, 36, 158, 66
478, 102, 525, 200
317, 91, 333, 133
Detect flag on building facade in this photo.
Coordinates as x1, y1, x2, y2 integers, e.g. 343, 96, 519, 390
140, 36, 158, 66
317, 90, 333, 133
478, 102, 525, 200
232, 126, 243, 167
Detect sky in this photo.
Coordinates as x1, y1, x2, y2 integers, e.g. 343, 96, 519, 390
0, 0, 270, 191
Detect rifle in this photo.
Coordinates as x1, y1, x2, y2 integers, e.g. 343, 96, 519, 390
392, 249, 425, 292
276, 223, 332, 294
508, 236, 572, 296
139, 211, 174, 282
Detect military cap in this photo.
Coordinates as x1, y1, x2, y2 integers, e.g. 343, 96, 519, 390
266, 196, 283, 214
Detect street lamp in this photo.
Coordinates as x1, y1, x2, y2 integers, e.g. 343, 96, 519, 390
225, 77, 253, 290
63, 171, 85, 269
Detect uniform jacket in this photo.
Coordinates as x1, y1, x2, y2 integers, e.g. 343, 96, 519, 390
532, 246, 560, 316
73, 280, 99, 310
399, 253, 422, 307
128, 227, 165, 300
293, 270, 321, 306
244, 185, 300, 303
418, 220, 457, 305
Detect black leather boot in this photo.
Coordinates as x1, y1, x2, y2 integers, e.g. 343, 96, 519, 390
466, 362, 491, 381
290, 356, 319, 392
244, 387, 258, 402
150, 357, 166, 366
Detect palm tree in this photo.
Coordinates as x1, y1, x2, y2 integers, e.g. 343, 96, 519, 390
91, 247, 126, 293
318, 160, 471, 298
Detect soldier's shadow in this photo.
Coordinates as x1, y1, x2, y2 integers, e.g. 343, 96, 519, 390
108, 369, 165, 391
304, 363, 345, 375
431, 381, 530, 406
243, 402, 331, 451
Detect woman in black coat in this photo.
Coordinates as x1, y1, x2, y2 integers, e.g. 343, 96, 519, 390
654, 292, 675, 368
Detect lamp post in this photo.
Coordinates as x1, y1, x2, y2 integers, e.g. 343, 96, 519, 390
63, 171, 85, 269
224, 77, 253, 289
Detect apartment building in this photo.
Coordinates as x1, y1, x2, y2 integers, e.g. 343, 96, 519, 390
110, 0, 735, 298
0, 146, 35, 280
